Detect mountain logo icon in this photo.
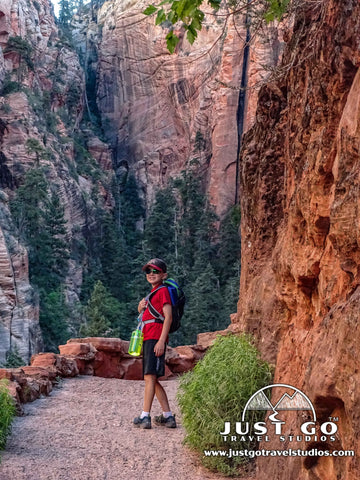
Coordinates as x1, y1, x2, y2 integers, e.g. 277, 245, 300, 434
241, 384, 316, 422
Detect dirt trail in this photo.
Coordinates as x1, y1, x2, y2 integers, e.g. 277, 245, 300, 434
0, 376, 226, 480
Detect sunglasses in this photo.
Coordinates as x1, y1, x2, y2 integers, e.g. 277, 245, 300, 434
145, 268, 162, 274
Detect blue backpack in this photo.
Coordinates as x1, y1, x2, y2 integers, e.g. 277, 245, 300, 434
145, 278, 185, 333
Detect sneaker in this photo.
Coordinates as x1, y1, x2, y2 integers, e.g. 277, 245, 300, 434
154, 414, 177, 428
133, 415, 151, 429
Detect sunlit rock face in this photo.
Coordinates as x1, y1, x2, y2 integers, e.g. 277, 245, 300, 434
96, 0, 283, 215
234, 0, 360, 478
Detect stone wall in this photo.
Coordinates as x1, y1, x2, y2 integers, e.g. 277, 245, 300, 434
0, 337, 207, 413
235, 1, 360, 478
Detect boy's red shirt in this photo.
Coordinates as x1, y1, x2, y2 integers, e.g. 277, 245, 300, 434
142, 285, 171, 341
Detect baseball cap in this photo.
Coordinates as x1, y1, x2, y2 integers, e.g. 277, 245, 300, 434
142, 258, 167, 273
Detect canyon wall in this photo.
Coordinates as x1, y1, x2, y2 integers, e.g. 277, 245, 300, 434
0, 0, 113, 363
95, 0, 283, 215
235, 0, 360, 478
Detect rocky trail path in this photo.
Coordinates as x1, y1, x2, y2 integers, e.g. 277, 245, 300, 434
0, 376, 225, 480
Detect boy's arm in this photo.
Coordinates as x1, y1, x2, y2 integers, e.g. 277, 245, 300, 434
154, 303, 172, 357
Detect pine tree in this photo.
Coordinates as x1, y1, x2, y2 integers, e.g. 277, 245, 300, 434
40, 289, 70, 352
38, 192, 69, 288
10, 168, 48, 242
25, 138, 49, 166
81, 280, 126, 338
143, 186, 177, 260
214, 205, 241, 283
222, 261, 241, 322
173, 171, 218, 283
119, 173, 145, 258
58, 0, 75, 27
181, 261, 223, 345
99, 212, 130, 300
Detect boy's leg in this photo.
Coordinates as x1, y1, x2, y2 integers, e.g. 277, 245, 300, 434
154, 379, 177, 428
134, 374, 156, 429
135, 339, 176, 428
154, 380, 171, 412
143, 374, 157, 412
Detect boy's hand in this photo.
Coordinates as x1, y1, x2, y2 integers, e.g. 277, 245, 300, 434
138, 298, 147, 313
154, 339, 165, 357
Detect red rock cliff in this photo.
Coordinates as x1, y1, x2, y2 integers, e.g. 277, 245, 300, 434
95, 0, 284, 215
235, 0, 360, 478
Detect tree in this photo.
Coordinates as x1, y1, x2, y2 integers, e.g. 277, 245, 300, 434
119, 173, 145, 254
10, 168, 48, 243
42, 192, 70, 281
58, 0, 75, 27
4, 36, 34, 81
99, 212, 130, 299
222, 260, 241, 321
214, 205, 241, 283
173, 170, 218, 282
25, 138, 50, 166
80, 281, 126, 338
181, 261, 223, 345
143, 186, 177, 260
0, 346, 24, 368
40, 289, 70, 352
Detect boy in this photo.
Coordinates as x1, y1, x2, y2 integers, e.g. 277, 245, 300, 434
133, 258, 177, 429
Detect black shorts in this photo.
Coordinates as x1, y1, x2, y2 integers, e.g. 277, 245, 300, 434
142, 339, 166, 378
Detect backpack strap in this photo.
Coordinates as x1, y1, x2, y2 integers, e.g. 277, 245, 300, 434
143, 285, 166, 324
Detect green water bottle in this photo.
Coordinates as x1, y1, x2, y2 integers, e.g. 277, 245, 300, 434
128, 317, 143, 356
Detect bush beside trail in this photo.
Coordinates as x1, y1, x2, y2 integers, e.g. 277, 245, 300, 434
0, 379, 16, 454
177, 334, 272, 476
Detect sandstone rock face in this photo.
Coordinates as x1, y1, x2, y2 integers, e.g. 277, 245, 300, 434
0, 193, 42, 364
0, 0, 114, 363
196, 328, 231, 349
236, 1, 360, 478
96, 0, 283, 215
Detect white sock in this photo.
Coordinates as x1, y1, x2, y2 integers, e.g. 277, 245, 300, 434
163, 411, 173, 418
140, 411, 150, 419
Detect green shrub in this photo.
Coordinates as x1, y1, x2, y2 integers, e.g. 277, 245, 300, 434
0, 103, 11, 114
4, 36, 34, 70
0, 379, 16, 450
1, 78, 22, 96
177, 334, 272, 476
1, 347, 25, 368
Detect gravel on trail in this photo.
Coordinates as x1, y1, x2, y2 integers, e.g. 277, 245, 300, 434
0, 375, 227, 480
